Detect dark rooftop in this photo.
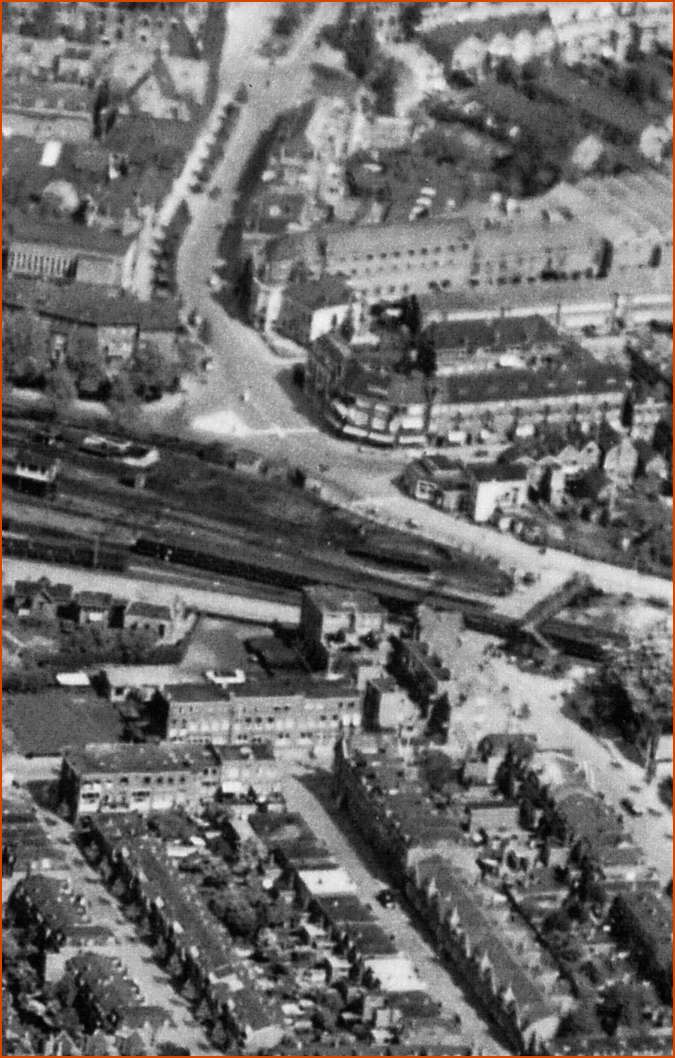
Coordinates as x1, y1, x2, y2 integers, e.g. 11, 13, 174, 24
4, 689, 124, 756
284, 276, 352, 311
3, 277, 180, 331
4, 209, 136, 255
64, 741, 221, 776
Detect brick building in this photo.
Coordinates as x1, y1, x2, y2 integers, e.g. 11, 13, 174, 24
59, 741, 222, 819
308, 334, 634, 447
300, 585, 386, 670
158, 675, 362, 754
4, 212, 139, 289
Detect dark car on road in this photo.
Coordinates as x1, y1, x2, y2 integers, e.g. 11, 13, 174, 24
376, 888, 396, 908
620, 797, 644, 817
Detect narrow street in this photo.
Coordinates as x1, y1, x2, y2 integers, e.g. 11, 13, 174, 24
2, 782, 219, 1057
282, 772, 510, 1056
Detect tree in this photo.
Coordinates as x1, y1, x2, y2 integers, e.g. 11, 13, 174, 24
175, 338, 198, 376
344, 12, 377, 80
66, 329, 107, 398
233, 257, 255, 319
427, 693, 450, 742
108, 368, 141, 425
424, 750, 455, 791
313, 1006, 338, 1033
369, 59, 398, 116
3, 312, 51, 385
45, 364, 77, 417
542, 908, 572, 935
417, 333, 437, 378
598, 981, 642, 1035
399, 4, 424, 41
620, 390, 634, 431
557, 999, 600, 1038
209, 889, 257, 939
273, 3, 302, 38
127, 343, 176, 401
401, 294, 421, 338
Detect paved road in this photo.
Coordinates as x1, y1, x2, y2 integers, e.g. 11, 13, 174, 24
282, 772, 510, 1055
166, 4, 673, 613
454, 631, 673, 885
349, 490, 673, 604
175, 3, 340, 438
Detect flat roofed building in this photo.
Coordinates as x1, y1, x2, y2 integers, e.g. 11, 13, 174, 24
3, 210, 139, 289
59, 741, 221, 819
160, 681, 228, 741
300, 585, 386, 669
229, 678, 362, 753
158, 673, 362, 752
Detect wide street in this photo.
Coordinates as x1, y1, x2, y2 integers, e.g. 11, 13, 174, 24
175, 2, 341, 439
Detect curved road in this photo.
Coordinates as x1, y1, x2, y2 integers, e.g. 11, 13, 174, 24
176, 2, 341, 437
172, 2, 672, 610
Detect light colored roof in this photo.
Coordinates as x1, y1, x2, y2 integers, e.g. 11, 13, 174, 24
103, 664, 188, 688
298, 867, 358, 896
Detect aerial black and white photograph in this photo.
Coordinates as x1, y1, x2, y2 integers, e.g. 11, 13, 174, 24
1, 2, 672, 1056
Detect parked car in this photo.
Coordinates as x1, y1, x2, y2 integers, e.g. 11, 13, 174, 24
620, 797, 644, 817
376, 888, 396, 908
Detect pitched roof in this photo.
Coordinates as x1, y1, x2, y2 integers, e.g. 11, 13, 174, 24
3, 278, 180, 331
76, 591, 113, 609
427, 313, 561, 352
4, 209, 136, 255
284, 276, 352, 311
125, 601, 173, 621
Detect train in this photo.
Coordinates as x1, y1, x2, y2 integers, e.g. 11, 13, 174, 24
2, 527, 128, 573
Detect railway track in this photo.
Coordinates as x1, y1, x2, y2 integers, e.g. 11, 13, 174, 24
3, 412, 511, 609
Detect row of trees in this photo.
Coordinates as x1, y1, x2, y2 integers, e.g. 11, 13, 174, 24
570, 632, 671, 755
3, 313, 195, 414
3, 627, 160, 694
320, 9, 399, 116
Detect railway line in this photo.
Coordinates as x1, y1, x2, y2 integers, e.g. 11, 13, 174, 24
3, 413, 510, 612
3, 415, 633, 661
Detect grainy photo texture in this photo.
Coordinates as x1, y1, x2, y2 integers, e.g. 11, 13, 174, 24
1, 3, 673, 1056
